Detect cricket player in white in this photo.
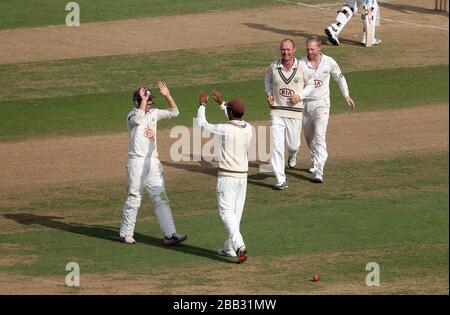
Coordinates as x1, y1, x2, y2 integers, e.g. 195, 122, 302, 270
325, 0, 381, 46
265, 39, 314, 190
119, 82, 187, 246
197, 90, 252, 263
300, 36, 355, 183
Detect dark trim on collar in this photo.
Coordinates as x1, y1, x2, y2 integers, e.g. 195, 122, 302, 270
276, 58, 299, 85
228, 121, 247, 128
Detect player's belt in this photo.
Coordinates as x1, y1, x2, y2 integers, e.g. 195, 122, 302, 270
219, 168, 248, 174
270, 106, 303, 112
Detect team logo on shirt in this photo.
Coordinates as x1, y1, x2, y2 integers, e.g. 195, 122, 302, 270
279, 88, 295, 97
314, 79, 323, 88
144, 127, 155, 139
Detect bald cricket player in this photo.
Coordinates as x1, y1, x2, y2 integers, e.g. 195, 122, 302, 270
119, 82, 187, 246
197, 90, 253, 263
265, 38, 315, 190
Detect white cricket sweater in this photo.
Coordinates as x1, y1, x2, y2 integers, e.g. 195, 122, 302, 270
197, 105, 253, 178
264, 58, 315, 119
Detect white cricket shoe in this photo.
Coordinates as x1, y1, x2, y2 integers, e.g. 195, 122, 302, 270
274, 181, 289, 190
360, 38, 382, 46
325, 27, 340, 46
288, 155, 297, 169
119, 235, 136, 245
218, 248, 239, 262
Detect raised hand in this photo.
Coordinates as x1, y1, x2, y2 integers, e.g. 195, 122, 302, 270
212, 90, 224, 105
158, 81, 170, 97
199, 90, 208, 105
139, 86, 149, 102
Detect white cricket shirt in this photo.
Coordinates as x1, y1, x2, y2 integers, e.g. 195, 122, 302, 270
300, 54, 349, 103
197, 105, 253, 178
127, 107, 179, 159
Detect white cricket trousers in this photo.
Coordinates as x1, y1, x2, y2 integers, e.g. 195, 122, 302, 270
270, 115, 302, 185
302, 99, 330, 177
120, 157, 176, 238
217, 176, 247, 255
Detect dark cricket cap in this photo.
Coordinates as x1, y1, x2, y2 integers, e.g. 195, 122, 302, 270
227, 98, 246, 114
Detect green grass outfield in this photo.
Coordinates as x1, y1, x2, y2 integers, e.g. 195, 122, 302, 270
0, 0, 300, 30
0, 152, 448, 293
0, 65, 448, 141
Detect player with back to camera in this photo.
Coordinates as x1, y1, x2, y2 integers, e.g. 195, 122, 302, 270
197, 90, 253, 263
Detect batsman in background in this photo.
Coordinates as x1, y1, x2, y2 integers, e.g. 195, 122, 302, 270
300, 36, 355, 183
119, 82, 187, 246
197, 90, 253, 263
325, 0, 381, 47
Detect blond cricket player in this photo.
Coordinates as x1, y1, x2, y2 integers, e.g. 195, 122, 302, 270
197, 90, 253, 263
300, 36, 355, 183
264, 39, 314, 190
119, 82, 187, 246
325, 0, 381, 46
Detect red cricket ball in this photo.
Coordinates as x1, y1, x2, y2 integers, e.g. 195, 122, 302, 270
312, 274, 321, 282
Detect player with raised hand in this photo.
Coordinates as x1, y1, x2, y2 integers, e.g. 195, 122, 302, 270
119, 81, 187, 246
197, 90, 253, 263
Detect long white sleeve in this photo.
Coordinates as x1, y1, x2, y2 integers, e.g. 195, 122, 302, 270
127, 109, 145, 127
330, 59, 350, 98
156, 107, 180, 121
197, 105, 228, 136
300, 76, 316, 100
219, 102, 228, 117
264, 67, 273, 95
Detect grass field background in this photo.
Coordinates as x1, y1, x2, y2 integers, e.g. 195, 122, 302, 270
0, 152, 448, 293
0, 62, 447, 141
0, 0, 296, 29
0, 0, 448, 294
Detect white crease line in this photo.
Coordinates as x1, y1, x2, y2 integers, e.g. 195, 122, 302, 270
381, 18, 449, 30
274, 0, 449, 31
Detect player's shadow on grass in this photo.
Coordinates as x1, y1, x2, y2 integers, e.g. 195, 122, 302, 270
163, 160, 313, 188
243, 23, 362, 47
163, 160, 218, 177
3, 213, 229, 263
380, 2, 449, 16
163, 160, 280, 188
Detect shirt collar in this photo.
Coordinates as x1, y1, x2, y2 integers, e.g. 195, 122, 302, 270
306, 53, 323, 68
277, 57, 298, 70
